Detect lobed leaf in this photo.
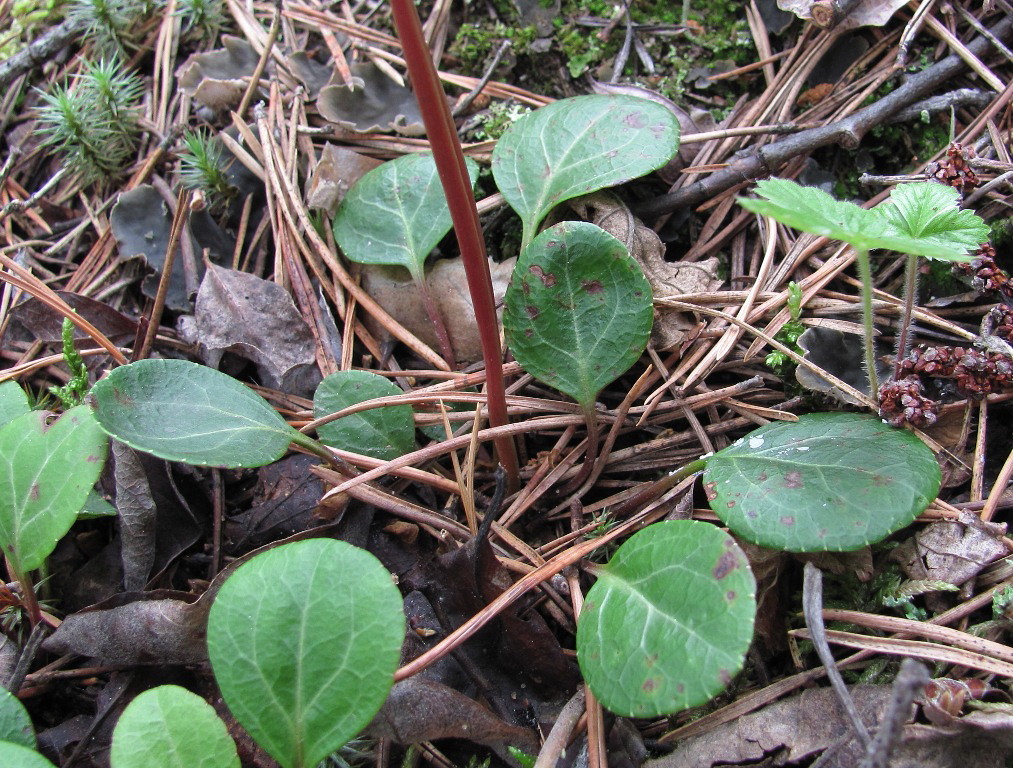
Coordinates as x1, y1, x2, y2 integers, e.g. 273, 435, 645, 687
874, 182, 990, 259
739, 178, 987, 260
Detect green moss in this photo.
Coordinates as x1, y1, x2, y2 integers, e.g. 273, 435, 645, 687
448, 21, 538, 77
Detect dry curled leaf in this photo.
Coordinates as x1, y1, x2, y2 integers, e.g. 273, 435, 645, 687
891, 511, 1008, 588
193, 263, 320, 396
306, 144, 383, 216
359, 257, 515, 364
776, 0, 908, 29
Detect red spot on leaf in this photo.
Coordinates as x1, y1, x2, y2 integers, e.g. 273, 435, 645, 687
642, 678, 657, 693
780, 516, 795, 526
712, 550, 739, 580
529, 265, 556, 287
783, 471, 803, 489
525, 305, 540, 319
29, 484, 40, 502
581, 279, 603, 294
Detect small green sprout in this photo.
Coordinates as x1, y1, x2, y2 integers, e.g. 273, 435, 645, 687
36, 57, 142, 184
176, 0, 226, 43
765, 280, 805, 376
179, 129, 236, 206
49, 317, 90, 409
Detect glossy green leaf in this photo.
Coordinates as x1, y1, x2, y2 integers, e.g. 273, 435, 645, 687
503, 221, 653, 408
739, 178, 985, 260
332, 152, 479, 280
207, 539, 405, 768
0, 406, 107, 573
314, 371, 414, 461
0, 742, 56, 768
110, 685, 238, 768
874, 182, 989, 258
577, 521, 756, 718
703, 413, 941, 552
0, 689, 35, 749
492, 94, 680, 246
0, 382, 30, 428
91, 359, 301, 468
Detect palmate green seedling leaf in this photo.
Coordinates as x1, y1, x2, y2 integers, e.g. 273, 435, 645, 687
91, 359, 301, 468
739, 178, 986, 260
503, 221, 653, 409
207, 539, 405, 768
703, 413, 941, 552
492, 94, 680, 246
0, 405, 107, 574
577, 521, 756, 718
0, 381, 30, 428
0, 742, 56, 768
110, 685, 239, 768
0, 689, 35, 749
332, 152, 479, 280
874, 182, 990, 257
314, 371, 414, 461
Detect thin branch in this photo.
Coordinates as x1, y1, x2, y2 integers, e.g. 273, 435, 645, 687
636, 14, 1013, 218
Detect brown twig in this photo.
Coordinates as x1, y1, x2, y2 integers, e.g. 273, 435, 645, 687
637, 14, 1013, 218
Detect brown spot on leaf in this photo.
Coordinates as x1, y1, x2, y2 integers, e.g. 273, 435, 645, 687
703, 481, 718, 501
726, 501, 735, 508
529, 265, 556, 287
712, 550, 739, 580
757, 471, 768, 483
642, 678, 657, 693
783, 471, 803, 489
29, 484, 40, 502
726, 591, 736, 601
581, 279, 603, 294
525, 305, 540, 319
623, 112, 646, 129
872, 475, 892, 486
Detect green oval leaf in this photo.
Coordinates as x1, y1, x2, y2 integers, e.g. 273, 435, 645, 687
491, 94, 680, 246
314, 371, 414, 461
332, 152, 479, 280
110, 685, 239, 768
0, 382, 30, 429
703, 413, 942, 552
577, 521, 756, 718
207, 539, 405, 768
503, 221, 653, 408
91, 359, 300, 468
0, 689, 35, 749
0, 406, 107, 573
0, 742, 56, 768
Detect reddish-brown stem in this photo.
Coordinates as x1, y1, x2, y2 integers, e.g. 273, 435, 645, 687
389, 0, 519, 488
412, 273, 457, 370
6, 557, 41, 628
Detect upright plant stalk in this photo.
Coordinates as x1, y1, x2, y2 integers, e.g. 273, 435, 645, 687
893, 255, 920, 381
854, 248, 880, 397
389, 0, 519, 488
